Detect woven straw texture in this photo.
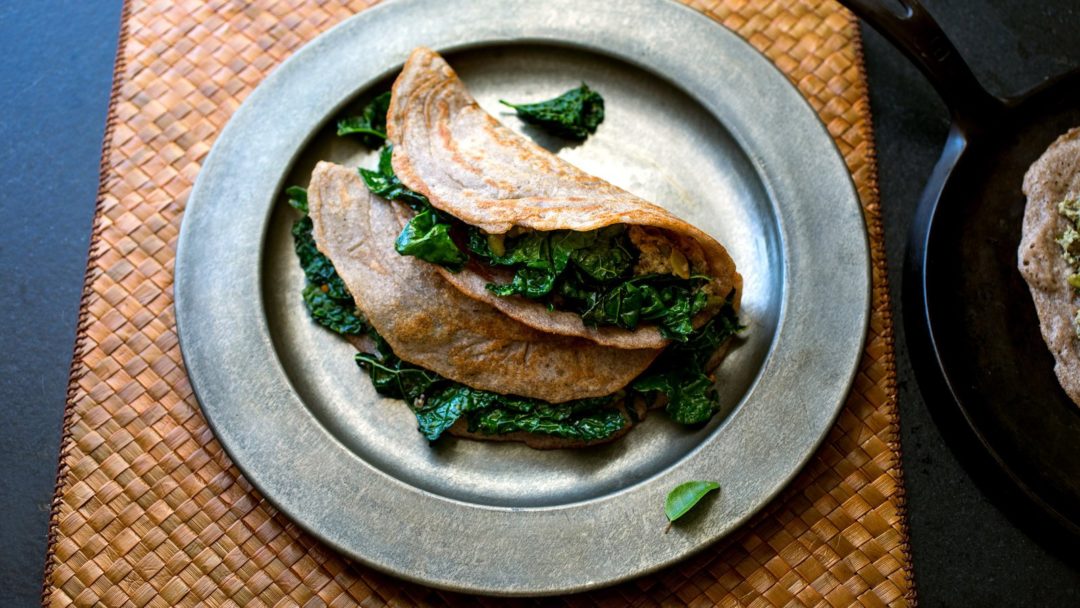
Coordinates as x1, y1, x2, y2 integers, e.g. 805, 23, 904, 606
43, 0, 914, 605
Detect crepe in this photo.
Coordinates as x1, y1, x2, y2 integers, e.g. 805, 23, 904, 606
1018, 126, 1080, 405
386, 47, 742, 350
307, 161, 660, 405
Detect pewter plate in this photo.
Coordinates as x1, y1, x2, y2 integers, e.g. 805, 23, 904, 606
175, 0, 869, 595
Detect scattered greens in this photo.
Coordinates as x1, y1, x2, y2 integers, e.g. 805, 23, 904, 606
665, 481, 720, 522
336, 92, 391, 147
500, 84, 605, 140
361, 146, 468, 271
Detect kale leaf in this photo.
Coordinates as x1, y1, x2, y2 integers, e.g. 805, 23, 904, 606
500, 84, 605, 140
632, 297, 741, 424
394, 209, 468, 271
578, 274, 710, 340
665, 480, 720, 522
468, 225, 710, 341
354, 333, 440, 402
361, 146, 468, 271
289, 187, 367, 335
336, 91, 391, 148
302, 285, 368, 336
355, 335, 482, 440
468, 398, 626, 441
286, 185, 309, 213
633, 369, 717, 425
415, 385, 499, 441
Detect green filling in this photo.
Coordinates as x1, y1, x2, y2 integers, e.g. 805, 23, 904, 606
288, 187, 368, 336
355, 335, 624, 442
632, 298, 742, 424
500, 84, 605, 141
356, 146, 713, 341
1058, 197, 1080, 339
468, 227, 711, 341
289, 186, 627, 443
360, 146, 468, 271
336, 92, 391, 148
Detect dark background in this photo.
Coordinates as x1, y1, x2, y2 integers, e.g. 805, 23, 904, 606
1, 0, 1078, 605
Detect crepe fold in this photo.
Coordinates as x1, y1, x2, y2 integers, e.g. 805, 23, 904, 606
386, 47, 742, 350
307, 161, 660, 405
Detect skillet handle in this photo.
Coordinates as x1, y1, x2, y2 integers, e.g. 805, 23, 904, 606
840, 0, 1003, 129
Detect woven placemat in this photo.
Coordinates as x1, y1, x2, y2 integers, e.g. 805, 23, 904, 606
43, 0, 914, 605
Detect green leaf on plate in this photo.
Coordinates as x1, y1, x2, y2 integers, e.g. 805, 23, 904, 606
336, 91, 391, 148
664, 480, 720, 522
499, 83, 604, 140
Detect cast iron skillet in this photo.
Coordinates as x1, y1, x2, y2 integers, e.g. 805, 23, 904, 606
843, 0, 1080, 547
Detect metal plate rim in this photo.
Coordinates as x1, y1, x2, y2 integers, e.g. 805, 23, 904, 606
175, 0, 870, 595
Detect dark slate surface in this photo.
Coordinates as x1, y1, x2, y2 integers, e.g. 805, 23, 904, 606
863, 1, 1080, 603
0, 1, 1077, 605
0, 1, 124, 605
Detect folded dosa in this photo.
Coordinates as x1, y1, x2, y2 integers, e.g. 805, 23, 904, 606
308, 161, 660, 404
386, 47, 742, 350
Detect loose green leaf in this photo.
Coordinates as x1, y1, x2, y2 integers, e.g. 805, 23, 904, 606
665, 480, 720, 522
336, 91, 391, 147
500, 84, 605, 140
